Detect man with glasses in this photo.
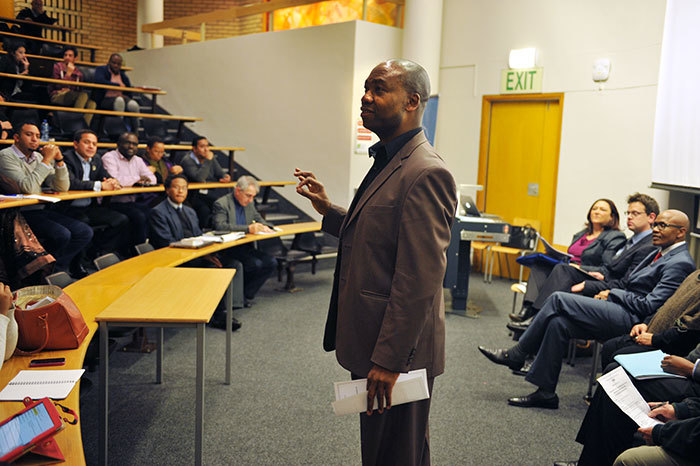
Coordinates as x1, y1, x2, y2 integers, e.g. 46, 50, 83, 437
212, 175, 276, 305
150, 174, 244, 330
508, 193, 659, 334
479, 209, 695, 408
102, 132, 155, 254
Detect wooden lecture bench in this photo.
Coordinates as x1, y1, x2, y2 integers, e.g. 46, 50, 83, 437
0, 73, 166, 111
0, 181, 296, 209
0, 50, 134, 71
0, 30, 100, 61
0, 15, 75, 38
0, 220, 321, 465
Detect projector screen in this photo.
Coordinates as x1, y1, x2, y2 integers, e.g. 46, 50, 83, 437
651, 0, 700, 191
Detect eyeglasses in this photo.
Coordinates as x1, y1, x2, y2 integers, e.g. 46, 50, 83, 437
652, 222, 684, 231
624, 211, 646, 217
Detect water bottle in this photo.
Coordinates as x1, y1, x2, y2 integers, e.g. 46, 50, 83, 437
40, 120, 50, 142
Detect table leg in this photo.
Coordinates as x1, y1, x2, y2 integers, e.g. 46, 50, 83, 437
225, 279, 233, 385
99, 322, 109, 466
195, 323, 205, 466
156, 327, 164, 384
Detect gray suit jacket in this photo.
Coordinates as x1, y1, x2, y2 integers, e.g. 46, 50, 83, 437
211, 194, 272, 232
322, 131, 457, 378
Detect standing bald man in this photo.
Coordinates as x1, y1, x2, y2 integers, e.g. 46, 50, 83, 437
295, 60, 457, 465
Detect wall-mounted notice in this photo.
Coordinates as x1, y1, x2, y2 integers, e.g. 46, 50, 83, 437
355, 120, 377, 154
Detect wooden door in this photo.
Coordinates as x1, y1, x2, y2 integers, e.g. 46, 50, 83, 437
475, 94, 564, 278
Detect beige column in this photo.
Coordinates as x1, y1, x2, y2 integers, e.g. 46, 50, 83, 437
402, 0, 443, 93
137, 0, 164, 49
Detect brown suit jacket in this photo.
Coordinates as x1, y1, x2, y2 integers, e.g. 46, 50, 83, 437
322, 131, 457, 378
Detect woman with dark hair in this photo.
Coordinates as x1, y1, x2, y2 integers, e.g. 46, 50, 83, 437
512, 198, 627, 323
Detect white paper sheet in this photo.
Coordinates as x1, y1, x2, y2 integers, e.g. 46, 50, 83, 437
331, 369, 429, 416
598, 366, 663, 428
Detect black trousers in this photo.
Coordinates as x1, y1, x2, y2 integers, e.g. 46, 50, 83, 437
63, 205, 130, 254
576, 362, 700, 465
524, 262, 592, 310
220, 244, 276, 300
352, 374, 434, 466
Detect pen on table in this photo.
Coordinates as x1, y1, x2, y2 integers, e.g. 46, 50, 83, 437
650, 401, 668, 410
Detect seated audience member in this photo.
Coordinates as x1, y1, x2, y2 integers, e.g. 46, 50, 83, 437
0, 122, 92, 274
510, 198, 626, 323
181, 136, 231, 227
141, 137, 182, 184
479, 210, 695, 408
572, 341, 700, 465
212, 176, 275, 305
62, 129, 129, 260
93, 53, 139, 131
0, 208, 55, 287
16, 0, 57, 54
101, 132, 155, 252
49, 46, 96, 125
0, 41, 33, 103
600, 268, 700, 369
150, 175, 244, 329
0, 281, 17, 370
509, 194, 658, 333
613, 397, 700, 466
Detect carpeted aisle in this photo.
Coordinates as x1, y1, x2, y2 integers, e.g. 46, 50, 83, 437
79, 264, 590, 465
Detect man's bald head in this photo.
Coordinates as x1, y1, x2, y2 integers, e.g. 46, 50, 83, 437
652, 209, 689, 248
384, 59, 431, 113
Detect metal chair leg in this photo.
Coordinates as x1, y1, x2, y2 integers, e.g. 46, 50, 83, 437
585, 341, 602, 402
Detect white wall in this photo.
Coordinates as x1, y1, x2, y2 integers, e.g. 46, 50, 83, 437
124, 22, 359, 219
437, 0, 669, 244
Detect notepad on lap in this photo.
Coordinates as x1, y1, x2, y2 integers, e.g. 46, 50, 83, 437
0, 370, 85, 401
614, 350, 686, 380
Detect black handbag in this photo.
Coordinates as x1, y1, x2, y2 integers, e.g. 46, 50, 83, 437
503, 225, 537, 250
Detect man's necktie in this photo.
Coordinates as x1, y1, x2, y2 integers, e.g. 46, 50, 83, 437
176, 207, 194, 237
652, 251, 662, 263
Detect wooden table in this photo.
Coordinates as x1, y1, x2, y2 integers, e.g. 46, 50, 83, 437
96, 267, 236, 466
0, 30, 101, 61
0, 221, 321, 465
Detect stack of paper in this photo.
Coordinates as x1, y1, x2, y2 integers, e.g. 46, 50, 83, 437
331, 369, 430, 416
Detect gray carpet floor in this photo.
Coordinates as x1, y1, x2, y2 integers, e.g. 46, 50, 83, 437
79, 263, 592, 465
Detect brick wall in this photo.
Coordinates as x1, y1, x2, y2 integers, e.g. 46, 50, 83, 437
163, 0, 265, 47
13, 0, 265, 63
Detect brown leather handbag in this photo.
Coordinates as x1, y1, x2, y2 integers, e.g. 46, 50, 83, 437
13, 285, 88, 354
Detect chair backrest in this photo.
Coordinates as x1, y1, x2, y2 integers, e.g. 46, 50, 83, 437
44, 271, 75, 288
53, 111, 88, 138
256, 236, 288, 258
93, 253, 121, 270
134, 242, 155, 255
101, 116, 128, 142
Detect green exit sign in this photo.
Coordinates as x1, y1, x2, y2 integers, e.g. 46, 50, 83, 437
500, 67, 543, 94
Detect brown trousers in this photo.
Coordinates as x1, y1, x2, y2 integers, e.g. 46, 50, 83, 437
353, 374, 434, 466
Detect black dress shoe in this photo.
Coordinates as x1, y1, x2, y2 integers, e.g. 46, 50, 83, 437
507, 316, 533, 333
244, 299, 254, 308
509, 305, 535, 322
209, 316, 242, 331
478, 346, 525, 370
511, 360, 532, 376
553, 461, 578, 466
508, 390, 559, 409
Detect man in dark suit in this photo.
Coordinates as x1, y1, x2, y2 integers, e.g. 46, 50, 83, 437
509, 192, 658, 328
62, 129, 129, 259
212, 175, 275, 304
295, 59, 457, 466
150, 174, 244, 329
480, 210, 696, 408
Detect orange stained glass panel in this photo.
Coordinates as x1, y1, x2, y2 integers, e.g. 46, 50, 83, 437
272, 0, 399, 31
